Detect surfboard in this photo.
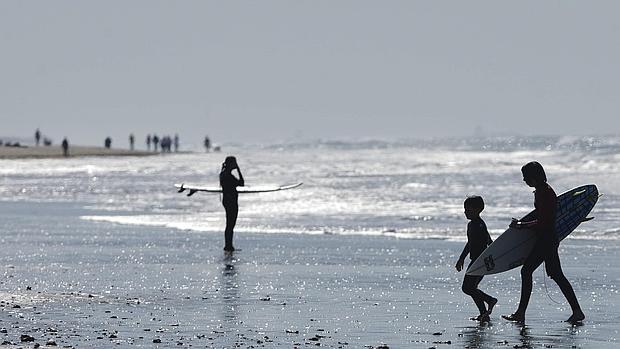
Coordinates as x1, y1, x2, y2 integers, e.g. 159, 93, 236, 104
174, 182, 302, 196
466, 184, 599, 276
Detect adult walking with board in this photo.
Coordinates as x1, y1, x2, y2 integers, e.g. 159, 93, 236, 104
501, 161, 585, 324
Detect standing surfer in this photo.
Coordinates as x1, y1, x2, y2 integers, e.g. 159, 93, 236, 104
502, 161, 585, 323
220, 156, 244, 252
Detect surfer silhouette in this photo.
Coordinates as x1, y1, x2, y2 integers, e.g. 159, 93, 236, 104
219, 156, 244, 252
502, 161, 585, 324
456, 195, 497, 321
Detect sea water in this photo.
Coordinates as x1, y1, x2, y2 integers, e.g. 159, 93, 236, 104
1, 135, 618, 241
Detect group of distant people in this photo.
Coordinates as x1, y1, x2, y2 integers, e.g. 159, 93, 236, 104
31, 128, 218, 156
33, 128, 69, 156
34, 128, 53, 147
0, 139, 26, 148
145, 134, 179, 153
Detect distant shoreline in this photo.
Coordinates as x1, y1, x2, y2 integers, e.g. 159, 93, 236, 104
0, 145, 162, 159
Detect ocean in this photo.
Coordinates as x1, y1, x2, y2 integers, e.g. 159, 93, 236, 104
1, 135, 618, 241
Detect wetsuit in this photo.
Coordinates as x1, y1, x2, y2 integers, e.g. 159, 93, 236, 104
460, 217, 494, 314
220, 171, 244, 251
516, 183, 581, 315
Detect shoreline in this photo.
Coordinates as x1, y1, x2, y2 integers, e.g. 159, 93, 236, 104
0, 145, 172, 159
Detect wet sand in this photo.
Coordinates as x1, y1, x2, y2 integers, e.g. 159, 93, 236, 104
0, 145, 154, 159
1, 201, 619, 348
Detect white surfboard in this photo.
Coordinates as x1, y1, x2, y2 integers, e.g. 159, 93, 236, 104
175, 182, 302, 196
466, 184, 599, 276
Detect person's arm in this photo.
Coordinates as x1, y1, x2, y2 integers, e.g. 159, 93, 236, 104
511, 192, 555, 231
535, 192, 555, 232
456, 242, 469, 272
236, 167, 245, 187
510, 215, 538, 229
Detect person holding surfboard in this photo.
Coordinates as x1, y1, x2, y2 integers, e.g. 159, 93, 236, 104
455, 195, 497, 321
502, 161, 585, 324
220, 156, 244, 252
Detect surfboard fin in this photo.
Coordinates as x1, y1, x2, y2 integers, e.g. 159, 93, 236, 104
177, 184, 186, 193
187, 189, 198, 197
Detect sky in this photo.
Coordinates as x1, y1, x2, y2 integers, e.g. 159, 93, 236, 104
1, 1, 619, 147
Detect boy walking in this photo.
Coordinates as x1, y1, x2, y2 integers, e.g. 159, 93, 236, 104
456, 196, 498, 321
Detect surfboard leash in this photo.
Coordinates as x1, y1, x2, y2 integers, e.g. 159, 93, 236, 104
542, 262, 562, 305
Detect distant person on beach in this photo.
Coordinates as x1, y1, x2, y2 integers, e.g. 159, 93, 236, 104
455, 195, 497, 321
104, 137, 112, 149
502, 161, 585, 324
61, 137, 69, 157
204, 136, 211, 152
160, 136, 167, 153
174, 134, 179, 152
129, 133, 135, 150
165, 136, 172, 152
219, 156, 244, 252
153, 134, 159, 152
35, 128, 41, 146
146, 134, 151, 151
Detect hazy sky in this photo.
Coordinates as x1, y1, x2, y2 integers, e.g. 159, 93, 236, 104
1, 1, 619, 146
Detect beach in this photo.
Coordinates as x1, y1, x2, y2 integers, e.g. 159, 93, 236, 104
0, 145, 154, 159
1, 138, 619, 348
1, 200, 619, 348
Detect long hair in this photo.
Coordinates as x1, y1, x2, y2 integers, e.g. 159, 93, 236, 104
221, 156, 236, 173
521, 161, 547, 182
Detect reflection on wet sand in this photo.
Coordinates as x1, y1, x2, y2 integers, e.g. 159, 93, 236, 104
458, 320, 585, 349
220, 256, 240, 323
460, 321, 493, 349
516, 325, 534, 349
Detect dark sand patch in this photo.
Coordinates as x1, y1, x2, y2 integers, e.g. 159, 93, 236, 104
0, 145, 156, 159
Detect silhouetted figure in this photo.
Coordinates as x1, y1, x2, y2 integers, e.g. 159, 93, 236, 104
35, 129, 41, 146
163, 136, 171, 153
61, 138, 69, 157
204, 136, 211, 152
153, 134, 159, 152
160, 136, 168, 153
174, 134, 179, 152
43, 137, 52, 146
219, 156, 244, 252
129, 134, 135, 151
104, 137, 112, 149
146, 134, 151, 151
456, 196, 497, 321
503, 161, 584, 324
